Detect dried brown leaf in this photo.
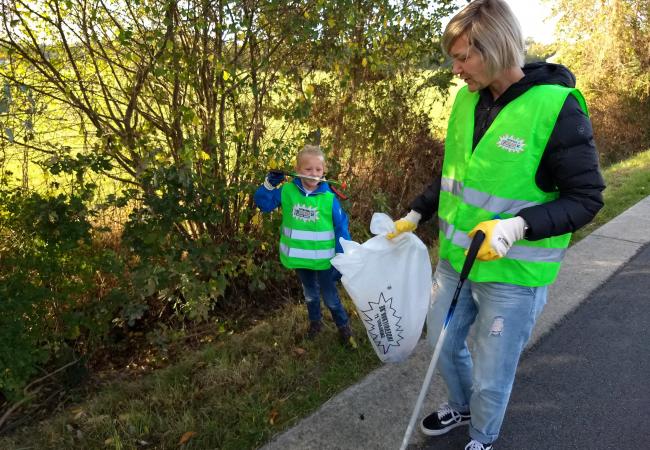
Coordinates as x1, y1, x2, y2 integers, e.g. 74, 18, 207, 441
179, 431, 197, 445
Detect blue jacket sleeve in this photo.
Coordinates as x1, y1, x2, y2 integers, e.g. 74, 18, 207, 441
332, 196, 351, 253
253, 184, 282, 212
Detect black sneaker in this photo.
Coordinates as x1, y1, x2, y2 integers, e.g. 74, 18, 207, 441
420, 403, 471, 436
306, 321, 322, 340
465, 439, 493, 450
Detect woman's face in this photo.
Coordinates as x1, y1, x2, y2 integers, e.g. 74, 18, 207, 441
296, 154, 325, 190
449, 33, 493, 92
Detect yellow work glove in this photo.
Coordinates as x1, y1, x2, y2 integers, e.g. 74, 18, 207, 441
468, 216, 527, 261
386, 210, 421, 239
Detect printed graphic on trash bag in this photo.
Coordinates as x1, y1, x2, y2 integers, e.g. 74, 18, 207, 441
361, 291, 403, 355
332, 213, 432, 363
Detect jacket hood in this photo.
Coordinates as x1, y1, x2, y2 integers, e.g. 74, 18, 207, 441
490, 62, 577, 106
522, 62, 576, 88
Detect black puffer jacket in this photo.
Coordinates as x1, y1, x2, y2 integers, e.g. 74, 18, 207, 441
410, 62, 605, 240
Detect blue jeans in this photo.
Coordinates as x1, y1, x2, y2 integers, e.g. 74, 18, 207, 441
295, 267, 349, 328
426, 259, 547, 444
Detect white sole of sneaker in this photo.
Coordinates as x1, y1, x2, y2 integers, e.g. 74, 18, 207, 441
419, 418, 470, 436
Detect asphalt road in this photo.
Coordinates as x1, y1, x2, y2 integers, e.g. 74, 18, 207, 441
418, 243, 650, 450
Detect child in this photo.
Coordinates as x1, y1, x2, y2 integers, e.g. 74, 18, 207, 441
254, 144, 357, 348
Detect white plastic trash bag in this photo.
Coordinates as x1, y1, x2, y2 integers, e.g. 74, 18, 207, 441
331, 213, 432, 363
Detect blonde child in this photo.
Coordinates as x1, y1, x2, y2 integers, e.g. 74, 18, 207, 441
254, 145, 356, 347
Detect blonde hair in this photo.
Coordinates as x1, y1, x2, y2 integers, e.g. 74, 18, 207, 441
442, 0, 525, 76
296, 144, 326, 168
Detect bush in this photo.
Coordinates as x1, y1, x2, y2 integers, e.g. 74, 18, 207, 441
118, 163, 297, 329
309, 73, 447, 243
0, 185, 126, 400
589, 92, 650, 165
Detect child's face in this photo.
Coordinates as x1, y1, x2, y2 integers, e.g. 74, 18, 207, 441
296, 154, 325, 190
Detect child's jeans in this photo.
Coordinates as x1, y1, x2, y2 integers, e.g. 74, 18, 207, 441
426, 259, 548, 444
295, 267, 349, 328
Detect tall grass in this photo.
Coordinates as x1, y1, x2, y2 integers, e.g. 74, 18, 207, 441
0, 302, 379, 450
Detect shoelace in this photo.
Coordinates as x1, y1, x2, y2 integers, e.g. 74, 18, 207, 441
465, 439, 489, 450
437, 403, 457, 419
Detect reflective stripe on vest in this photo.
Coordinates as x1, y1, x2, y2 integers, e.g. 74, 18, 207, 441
280, 244, 336, 260
439, 217, 566, 262
282, 227, 335, 241
441, 177, 542, 216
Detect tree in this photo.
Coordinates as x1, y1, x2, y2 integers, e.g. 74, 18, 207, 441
550, 0, 650, 160
552, 0, 649, 95
0, 0, 457, 318
524, 38, 556, 63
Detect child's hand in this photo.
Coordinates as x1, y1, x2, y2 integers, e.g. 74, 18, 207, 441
264, 171, 286, 189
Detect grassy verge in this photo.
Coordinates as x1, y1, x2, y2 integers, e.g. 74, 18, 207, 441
0, 303, 379, 450
2, 148, 649, 450
572, 148, 650, 242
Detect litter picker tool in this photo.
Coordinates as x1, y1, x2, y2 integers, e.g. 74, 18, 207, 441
269, 169, 346, 187
399, 230, 486, 450
269, 169, 349, 200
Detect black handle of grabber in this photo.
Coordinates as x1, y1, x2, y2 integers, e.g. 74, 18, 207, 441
445, 230, 485, 329
460, 230, 485, 281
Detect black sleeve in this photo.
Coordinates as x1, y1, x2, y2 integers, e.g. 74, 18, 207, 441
517, 95, 605, 240
408, 174, 442, 223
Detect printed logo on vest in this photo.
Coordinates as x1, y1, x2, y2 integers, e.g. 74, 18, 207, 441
292, 203, 319, 222
361, 292, 404, 355
496, 134, 525, 153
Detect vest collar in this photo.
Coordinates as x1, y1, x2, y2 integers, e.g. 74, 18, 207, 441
293, 178, 330, 195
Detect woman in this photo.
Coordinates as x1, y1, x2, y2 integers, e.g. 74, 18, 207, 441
389, 1, 605, 448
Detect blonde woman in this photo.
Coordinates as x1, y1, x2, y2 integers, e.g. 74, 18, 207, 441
390, 1, 605, 448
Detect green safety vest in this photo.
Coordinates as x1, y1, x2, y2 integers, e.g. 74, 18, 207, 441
439, 84, 588, 286
279, 182, 336, 270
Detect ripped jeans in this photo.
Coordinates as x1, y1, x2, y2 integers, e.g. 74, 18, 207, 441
426, 259, 548, 444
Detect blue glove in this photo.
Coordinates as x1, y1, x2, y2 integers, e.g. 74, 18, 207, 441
266, 170, 286, 187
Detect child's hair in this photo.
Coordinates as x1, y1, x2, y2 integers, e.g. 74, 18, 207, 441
296, 144, 326, 168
